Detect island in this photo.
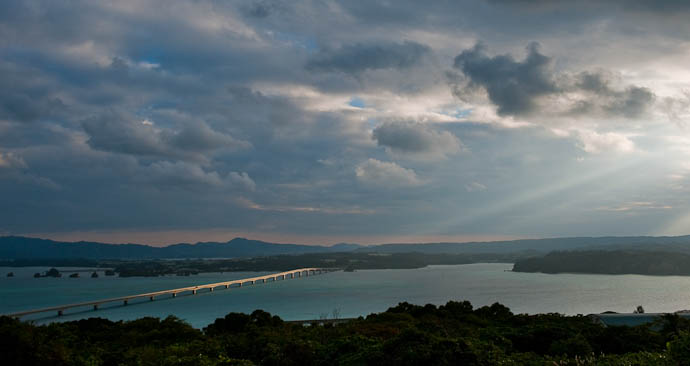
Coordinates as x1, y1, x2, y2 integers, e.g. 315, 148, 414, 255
513, 250, 690, 275
109, 252, 520, 277
33, 268, 62, 278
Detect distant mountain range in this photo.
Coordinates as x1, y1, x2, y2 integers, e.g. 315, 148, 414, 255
0, 236, 361, 260
3, 235, 690, 260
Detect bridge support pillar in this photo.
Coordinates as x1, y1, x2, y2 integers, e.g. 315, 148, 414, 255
210, 287, 214, 292
172, 293, 176, 298
93, 305, 98, 311
225, 284, 229, 289
58, 310, 63, 316
150, 296, 154, 301
192, 289, 197, 295
123, 300, 128, 306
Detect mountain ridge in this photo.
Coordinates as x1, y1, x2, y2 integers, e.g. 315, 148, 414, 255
4, 235, 690, 260
0, 236, 358, 260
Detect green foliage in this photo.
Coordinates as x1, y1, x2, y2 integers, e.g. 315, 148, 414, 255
1, 301, 684, 365
667, 331, 690, 365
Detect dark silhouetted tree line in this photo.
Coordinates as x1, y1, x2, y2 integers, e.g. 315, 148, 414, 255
4, 300, 690, 365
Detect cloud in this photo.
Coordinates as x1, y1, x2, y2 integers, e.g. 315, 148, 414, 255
453, 42, 557, 117
306, 41, 430, 74
576, 130, 635, 154
571, 71, 655, 118
595, 201, 672, 212
452, 43, 656, 120
0, 60, 68, 123
237, 197, 374, 214
242, 0, 282, 18
170, 122, 252, 152
0, 151, 26, 169
355, 158, 422, 187
227, 171, 257, 191
661, 91, 690, 125
141, 161, 256, 191
602, 86, 654, 118
372, 121, 462, 160
0, 151, 60, 190
488, 0, 690, 14
465, 182, 487, 192
82, 111, 250, 162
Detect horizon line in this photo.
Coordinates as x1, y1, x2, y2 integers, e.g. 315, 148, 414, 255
5, 231, 687, 248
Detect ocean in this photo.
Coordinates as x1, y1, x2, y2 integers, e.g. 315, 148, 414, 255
2, 263, 690, 328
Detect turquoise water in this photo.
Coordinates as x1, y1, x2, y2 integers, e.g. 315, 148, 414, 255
3, 264, 690, 328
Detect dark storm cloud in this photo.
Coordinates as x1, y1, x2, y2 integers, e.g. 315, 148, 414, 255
306, 41, 430, 74
452, 44, 655, 119
453, 42, 557, 117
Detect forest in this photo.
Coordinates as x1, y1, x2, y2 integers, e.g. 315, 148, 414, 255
3, 300, 690, 365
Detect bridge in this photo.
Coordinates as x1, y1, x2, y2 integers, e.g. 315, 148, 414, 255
5, 268, 333, 319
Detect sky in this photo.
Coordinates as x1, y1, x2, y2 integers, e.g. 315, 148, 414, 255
2, 0, 690, 245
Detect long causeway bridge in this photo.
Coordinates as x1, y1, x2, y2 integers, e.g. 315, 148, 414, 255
5, 267, 332, 319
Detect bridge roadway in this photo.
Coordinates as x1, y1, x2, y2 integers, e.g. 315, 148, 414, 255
5, 267, 332, 318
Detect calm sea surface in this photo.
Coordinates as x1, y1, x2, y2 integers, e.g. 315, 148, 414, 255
3, 263, 690, 328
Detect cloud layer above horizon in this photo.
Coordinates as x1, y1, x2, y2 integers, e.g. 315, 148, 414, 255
2, 0, 690, 243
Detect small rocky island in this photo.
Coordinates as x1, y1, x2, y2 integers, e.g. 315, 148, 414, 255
33, 268, 62, 278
